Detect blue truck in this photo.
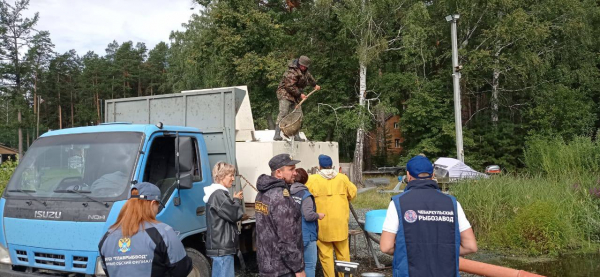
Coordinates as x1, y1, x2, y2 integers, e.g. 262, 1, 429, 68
0, 88, 251, 276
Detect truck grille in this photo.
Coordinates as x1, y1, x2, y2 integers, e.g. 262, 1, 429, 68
11, 247, 91, 272
72, 256, 88, 269
15, 250, 28, 262
34, 252, 65, 267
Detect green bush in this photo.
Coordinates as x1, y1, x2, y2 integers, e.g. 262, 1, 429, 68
506, 201, 573, 255
0, 158, 18, 193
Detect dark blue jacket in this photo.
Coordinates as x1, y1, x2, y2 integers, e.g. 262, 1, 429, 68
99, 222, 192, 277
391, 179, 460, 277
291, 188, 318, 243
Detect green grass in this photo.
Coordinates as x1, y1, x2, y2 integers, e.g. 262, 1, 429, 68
352, 175, 403, 210
451, 174, 600, 255
354, 137, 600, 256
524, 136, 600, 176
352, 189, 397, 210
452, 136, 600, 255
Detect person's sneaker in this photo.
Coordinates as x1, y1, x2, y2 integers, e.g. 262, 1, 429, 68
293, 134, 305, 142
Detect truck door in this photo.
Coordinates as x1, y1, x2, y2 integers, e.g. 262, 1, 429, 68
139, 132, 209, 236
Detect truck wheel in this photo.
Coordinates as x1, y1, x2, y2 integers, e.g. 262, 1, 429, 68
186, 248, 211, 277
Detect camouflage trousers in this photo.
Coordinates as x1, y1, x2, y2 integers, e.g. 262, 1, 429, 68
276, 99, 302, 124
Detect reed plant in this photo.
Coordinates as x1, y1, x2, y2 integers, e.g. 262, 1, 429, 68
453, 136, 600, 255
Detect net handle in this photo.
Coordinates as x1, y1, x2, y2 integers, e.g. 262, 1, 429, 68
295, 88, 319, 109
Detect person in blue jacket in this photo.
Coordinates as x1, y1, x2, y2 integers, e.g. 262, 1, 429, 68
379, 155, 478, 277
98, 182, 192, 277
290, 168, 325, 277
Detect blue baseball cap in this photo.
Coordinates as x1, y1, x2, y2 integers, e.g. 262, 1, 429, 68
319, 154, 333, 168
130, 182, 163, 206
406, 155, 433, 179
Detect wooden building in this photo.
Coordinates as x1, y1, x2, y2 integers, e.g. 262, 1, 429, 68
368, 114, 403, 157
0, 144, 17, 164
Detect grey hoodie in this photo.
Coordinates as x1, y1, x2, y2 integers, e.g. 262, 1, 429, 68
290, 182, 319, 222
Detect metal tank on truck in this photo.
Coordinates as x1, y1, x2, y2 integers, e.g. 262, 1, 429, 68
0, 86, 340, 276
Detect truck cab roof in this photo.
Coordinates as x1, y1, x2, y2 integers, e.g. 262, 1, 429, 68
40, 123, 201, 138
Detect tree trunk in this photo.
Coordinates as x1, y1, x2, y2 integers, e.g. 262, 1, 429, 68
95, 77, 100, 124
18, 110, 22, 159
326, 127, 334, 142
138, 74, 142, 96
352, 63, 367, 185
33, 71, 38, 115
491, 57, 499, 124
59, 105, 62, 129
377, 108, 386, 155
34, 71, 38, 137
71, 95, 74, 127
70, 75, 74, 127
36, 95, 40, 138
58, 74, 62, 129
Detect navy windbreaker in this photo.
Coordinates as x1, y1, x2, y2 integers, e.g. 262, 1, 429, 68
391, 179, 460, 277
292, 189, 318, 243
98, 222, 192, 277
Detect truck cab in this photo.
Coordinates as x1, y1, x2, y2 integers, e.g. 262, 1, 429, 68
0, 123, 217, 276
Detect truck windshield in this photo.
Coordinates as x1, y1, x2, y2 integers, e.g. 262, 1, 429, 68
4, 132, 142, 201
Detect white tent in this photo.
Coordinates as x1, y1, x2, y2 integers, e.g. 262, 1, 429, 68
433, 157, 487, 181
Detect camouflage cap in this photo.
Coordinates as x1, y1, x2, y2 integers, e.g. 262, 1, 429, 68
269, 154, 300, 171
298, 55, 311, 68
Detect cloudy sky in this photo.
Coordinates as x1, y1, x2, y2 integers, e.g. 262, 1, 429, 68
24, 0, 198, 56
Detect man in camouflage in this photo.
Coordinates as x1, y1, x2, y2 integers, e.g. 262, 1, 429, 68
274, 55, 321, 141
255, 154, 306, 277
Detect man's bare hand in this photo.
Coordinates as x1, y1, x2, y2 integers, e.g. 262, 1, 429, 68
234, 191, 244, 200
315, 85, 321, 91
295, 271, 306, 277
318, 213, 325, 220
300, 94, 307, 100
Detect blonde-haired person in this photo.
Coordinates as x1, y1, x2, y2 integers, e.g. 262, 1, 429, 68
98, 182, 192, 277
203, 162, 244, 277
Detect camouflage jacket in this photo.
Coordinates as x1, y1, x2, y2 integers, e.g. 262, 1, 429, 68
276, 60, 317, 103
255, 174, 304, 277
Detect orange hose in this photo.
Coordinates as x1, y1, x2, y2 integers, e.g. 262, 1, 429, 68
459, 257, 545, 277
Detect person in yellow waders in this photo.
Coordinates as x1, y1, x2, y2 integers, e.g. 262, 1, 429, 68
306, 155, 357, 277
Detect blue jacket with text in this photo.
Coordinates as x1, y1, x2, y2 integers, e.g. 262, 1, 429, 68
391, 179, 460, 277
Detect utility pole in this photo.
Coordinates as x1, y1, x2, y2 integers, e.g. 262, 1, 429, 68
446, 14, 464, 162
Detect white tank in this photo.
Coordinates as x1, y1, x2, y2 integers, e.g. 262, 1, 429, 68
236, 130, 339, 203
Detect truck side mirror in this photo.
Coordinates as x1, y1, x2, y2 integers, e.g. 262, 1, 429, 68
177, 137, 195, 190
179, 172, 194, 190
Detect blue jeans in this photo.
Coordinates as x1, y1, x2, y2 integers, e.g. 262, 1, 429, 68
211, 255, 234, 277
303, 241, 317, 277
